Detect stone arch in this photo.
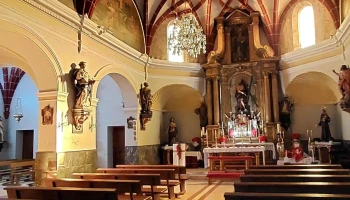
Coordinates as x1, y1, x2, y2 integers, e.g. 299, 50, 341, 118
152, 84, 203, 111
93, 64, 139, 99
285, 71, 340, 104
0, 16, 63, 92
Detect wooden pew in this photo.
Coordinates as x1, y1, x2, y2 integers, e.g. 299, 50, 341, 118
97, 168, 179, 200
224, 192, 350, 200
5, 186, 118, 200
240, 174, 350, 182
46, 178, 150, 200
249, 164, 342, 169
72, 173, 165, 200
9, 160, 35, 185
234, 182, 350, 194
116, 165, 188, 196
244, 169, 350, 175
0, 159, 34, 183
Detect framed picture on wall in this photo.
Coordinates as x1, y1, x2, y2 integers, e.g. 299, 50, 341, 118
127, 116, 135, 129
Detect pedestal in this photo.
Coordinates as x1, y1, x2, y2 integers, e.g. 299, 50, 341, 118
173, 144, 186, 166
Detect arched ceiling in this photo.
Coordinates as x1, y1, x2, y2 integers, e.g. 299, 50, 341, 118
152, 84, 202, 110
285, 71, 341, 105
145, 0, 339, 53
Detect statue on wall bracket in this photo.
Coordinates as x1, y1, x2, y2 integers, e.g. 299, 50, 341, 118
139, 82, 152, 130
333, 65, 350, 113
279, 96, 294, 132
72, 61, 95, 132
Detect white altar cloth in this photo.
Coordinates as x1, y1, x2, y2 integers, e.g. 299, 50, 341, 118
185, 151, 202, 160
217, 142, 276, 159
172, 144, 186, 166
203, 146, 266, 168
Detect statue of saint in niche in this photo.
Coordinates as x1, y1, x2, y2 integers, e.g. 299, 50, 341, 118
279, 96, 293, 131
232, 26, 249, 62
234, 79, 250, 115
74, 61, 95, 109
195, 102, 208, 129
317, 108, 332, 142
168, 118, 178, 145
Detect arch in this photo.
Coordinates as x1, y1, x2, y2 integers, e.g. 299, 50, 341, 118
0, 16, 63, 92
152, 84, 202, 111
285, 71, 340, 104
93, 64, 139, 99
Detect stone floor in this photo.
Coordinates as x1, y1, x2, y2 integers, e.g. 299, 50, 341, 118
0, 168, 237, 200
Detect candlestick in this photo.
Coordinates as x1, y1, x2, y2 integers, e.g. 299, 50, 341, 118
200, 130, 203, 137
307, 130, 309, 137
310, 130, 313, 138
205, 130, 208, 147
277, 123, 281, 133
215, 130, 218, 148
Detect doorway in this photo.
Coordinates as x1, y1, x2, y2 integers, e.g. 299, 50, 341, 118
21, 130, 34, 159
111, 126, 125, 167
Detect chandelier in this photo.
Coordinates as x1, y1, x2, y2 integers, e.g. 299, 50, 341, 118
168, 13, 206, 58
13, 97, 23, 122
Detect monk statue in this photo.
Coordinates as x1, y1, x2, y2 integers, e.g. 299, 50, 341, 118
139, 82, 152, 113
317, 107, 332, 142
195, 102, 208, 129
168, 118, 178, 145
73, 61, 95, 109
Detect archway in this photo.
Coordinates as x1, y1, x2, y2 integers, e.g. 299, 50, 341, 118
153, 84, 202, 145
0, 18, 62, 160
96, 73, 138, 168
285, 71, 341, 139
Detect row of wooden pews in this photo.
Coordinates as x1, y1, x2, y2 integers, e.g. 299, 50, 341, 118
0, 159, 35, 186
225, 164, 350, 199
3, 164, 189, 200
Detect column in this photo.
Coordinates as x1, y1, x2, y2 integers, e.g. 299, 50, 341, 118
206, 78, 213, 125
263, 72, 271, 122
213, 77, 220, 125
221, 75, 229, 123
271, 71, 279, 122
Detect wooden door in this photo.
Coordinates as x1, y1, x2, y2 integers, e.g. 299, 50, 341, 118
112, 126, 125, 166
22, 130, 34, 159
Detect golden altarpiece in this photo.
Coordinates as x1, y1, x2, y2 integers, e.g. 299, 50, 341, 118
202, 10, 280, 143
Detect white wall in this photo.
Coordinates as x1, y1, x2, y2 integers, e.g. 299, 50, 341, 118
291, 104, 341, 140
0, 74, 38, 160
96, 75, 137, 167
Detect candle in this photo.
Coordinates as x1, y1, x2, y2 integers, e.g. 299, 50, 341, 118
277, 124, 281, 133
200, 130, 203, 137
206, 130, 209, 147
310, 130, 313, 137
307, 130, 309, 137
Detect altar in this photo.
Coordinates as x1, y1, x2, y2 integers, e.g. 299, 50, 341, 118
217, 142, 276, 160
203, 146, 266, 168
314, 141, 341, 163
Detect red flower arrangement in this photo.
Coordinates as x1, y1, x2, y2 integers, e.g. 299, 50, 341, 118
259, 135, 267, 143
292, 133, 300, 140
219, 137, 227, 143
192, 137, 201, 143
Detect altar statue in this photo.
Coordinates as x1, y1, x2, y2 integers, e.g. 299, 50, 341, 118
279, 96, 293, 131
74, 61, 95, 109
232, 26, 249, 62
235, 97, 251, 116
139, 82, 152, 113
168, 118, 178, 145
195, 102, 208, 129
317, 107, 332, 142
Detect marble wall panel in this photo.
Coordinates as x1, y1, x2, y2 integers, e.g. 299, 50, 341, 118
125, 145, 160, 165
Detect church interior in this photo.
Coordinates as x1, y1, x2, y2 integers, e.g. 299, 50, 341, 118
1, 0, 350, 199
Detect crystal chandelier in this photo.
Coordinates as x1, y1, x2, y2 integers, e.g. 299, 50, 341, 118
168, 13, 206, 58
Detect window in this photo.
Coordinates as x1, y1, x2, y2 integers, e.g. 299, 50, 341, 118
298, 6, 316, 48
167, 24, 184, 62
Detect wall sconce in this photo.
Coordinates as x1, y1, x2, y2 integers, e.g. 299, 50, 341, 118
58, 112, 68, 131
89, 116, 96, 131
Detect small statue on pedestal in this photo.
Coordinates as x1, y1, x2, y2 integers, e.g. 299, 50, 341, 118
168, 118, 178, 145
195, 102, 208, 129
139, 82, 153, 130
317, 107, 332, 142
279, 96, 293, 131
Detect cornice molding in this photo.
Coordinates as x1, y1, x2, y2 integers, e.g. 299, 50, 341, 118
281, 16, 350, 66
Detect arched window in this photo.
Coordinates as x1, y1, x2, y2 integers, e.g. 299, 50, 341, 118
298, 6, 316, 48
167, 24, 184, 63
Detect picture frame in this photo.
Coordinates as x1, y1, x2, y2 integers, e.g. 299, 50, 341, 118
127, 116, 136, 129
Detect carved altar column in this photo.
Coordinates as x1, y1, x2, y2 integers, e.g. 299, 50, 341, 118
263, 71, 271, 122
213, 76, 220, 125
220, 71, 229, 122
271, 71, 279, 122
223, 27, 232, 64
206, 78, 213, 125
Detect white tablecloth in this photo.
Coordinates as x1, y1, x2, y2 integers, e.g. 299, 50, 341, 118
172, 144, 186, 166
185, 151, 202, 160
203, 146, 266, 168
277, 157, 320, 165
217, 142, 276, 159
314, 141, 341, 147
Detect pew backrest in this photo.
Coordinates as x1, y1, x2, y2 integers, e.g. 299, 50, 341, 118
5, 186, 118, 200
47, 178, 142, 194
72, 173, 161, 186
97, 168, 176, 180
116, 165, 186, 177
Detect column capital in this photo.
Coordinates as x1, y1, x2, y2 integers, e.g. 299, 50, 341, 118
263, 71, 271, 78
271, 70, 278, 77
37, 91, 68, 102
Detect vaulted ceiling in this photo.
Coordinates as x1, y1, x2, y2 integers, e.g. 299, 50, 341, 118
144, 0, 339, 54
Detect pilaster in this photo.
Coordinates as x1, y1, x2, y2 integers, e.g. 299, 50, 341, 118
271, 71, 280, 122
213, 76, 220, 125
263, 71, 271, 122
206, 78, 213, 125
